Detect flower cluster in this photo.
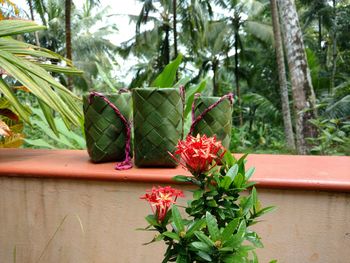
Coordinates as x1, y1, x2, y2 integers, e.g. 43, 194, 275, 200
140, 186, 184, 222
172, 134, 225, 175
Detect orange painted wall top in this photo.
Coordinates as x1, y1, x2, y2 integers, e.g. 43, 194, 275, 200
0, 148, 349, 192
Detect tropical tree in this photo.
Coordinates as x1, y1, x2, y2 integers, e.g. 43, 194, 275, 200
270, 0, 295, 149
214, 0, 274, 125
27, 0, 116, 91
278, 0, 317, 154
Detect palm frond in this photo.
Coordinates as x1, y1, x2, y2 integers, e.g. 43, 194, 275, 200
0, 20, 83, 130
245, 20, 274, 44
325, 95, 350, 119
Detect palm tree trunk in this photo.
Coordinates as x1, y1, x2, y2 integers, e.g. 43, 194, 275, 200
278, 0, 317, 154
28, 0, 40, 46
233, 14, 243, 126
271, 0, 295, 150
172, 0, 178, 81
318, 14, 322, 49
65, 0, 73, 90
330, 0, 337, 94
164, 23, 170, 66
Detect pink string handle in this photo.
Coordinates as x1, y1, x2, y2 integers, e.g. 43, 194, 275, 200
88, 91, 132, 170
189, 93, 234, 135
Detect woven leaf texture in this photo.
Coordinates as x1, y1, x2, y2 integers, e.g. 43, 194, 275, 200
133, 88, 183, 167
83, 93, 132, 163
192, 97, 232, 149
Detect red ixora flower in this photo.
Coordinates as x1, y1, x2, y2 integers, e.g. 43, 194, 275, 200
140, 186, 184, 222
171, 134, 225, 175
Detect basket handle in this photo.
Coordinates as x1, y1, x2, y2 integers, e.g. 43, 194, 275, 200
189, 93, 234, 136
88, 91, 132, 170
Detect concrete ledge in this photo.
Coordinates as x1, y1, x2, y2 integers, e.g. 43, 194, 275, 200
0, 148, 349, 192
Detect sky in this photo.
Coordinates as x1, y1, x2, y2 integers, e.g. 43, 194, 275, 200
12, 0, 145, 83
13, 0, 142, 45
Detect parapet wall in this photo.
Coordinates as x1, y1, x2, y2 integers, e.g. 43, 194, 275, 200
0, 149, 349, 262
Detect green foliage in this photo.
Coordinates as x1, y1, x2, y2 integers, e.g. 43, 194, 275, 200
24, 108, 85, 149
0, 19, 83, 133
152, 54, 183, 88
142, 155, 274, 262
230, 121, 293, 154
307, 118, 350, 155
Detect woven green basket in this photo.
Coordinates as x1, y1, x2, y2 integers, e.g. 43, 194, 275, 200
83, 92, 132, 163
190, 95, 233, 149
133, 88, 183, 167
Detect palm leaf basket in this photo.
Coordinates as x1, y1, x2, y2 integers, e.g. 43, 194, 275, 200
133, 88, 183, 167
190, 94, 233, 149
83, 92, 132, 163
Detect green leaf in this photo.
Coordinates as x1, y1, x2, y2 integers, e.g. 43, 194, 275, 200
219, 247, 234, 252
31, 119, 74, 149
186, 219, 205, 238
162, 231, 180, 241
191, 242, 212, 253
24, 138, 55, 149
173, 175, 192, 182
251, 187, 258, 211
197, 251, 212, 261
0, 54, 79, 127
238, 154, 248, 174
206, 212, 220, 241
242, 195, 254, 216
207, 199, 218, 207
37, 99, 58, 136
223, 151, 236, 167
145, 215, 160, 227
176, 254, 188, 263
0, 20, 46, 37
151, 54, 183, 88
171, 205, 184, 233
173, 77, 190, 89
224, 221, 246, 248
255, 206, 276, 218
226, 164, 239, 181
0, 78, 30, 123
194, 231, 215, 247
234, 173, 245, 188
221, 218, 240, 242
245, 167, 255, 180
246, 231, 263, 248
221, 176, 233, 190
251, 251, 259, 263
55, 118, 85, 149
38, 63, 83, 75
193, 189, 204, 200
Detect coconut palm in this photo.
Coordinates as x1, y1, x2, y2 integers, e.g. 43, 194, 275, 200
28, 0, 117, 91
0, 19, 82, 133
270, 0, 295, 149
278, 0, 318, 154
213, 0, 273, 124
